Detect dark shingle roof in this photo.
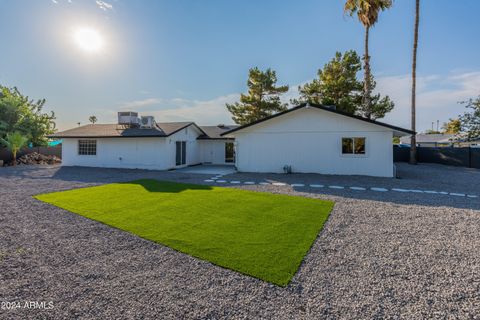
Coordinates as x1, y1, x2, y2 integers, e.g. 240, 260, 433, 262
198, 125, 238, 140
50, 122, 195, 138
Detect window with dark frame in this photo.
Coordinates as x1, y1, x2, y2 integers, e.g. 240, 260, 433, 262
341, 137, 366, 155
78, 140, 97, 155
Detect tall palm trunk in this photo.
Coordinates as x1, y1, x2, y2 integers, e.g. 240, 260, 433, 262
409, 0, 420, 164
363, 25, 372, 119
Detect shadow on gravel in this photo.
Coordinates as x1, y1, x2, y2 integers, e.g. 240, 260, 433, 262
288, 186, 479, 210
2, 164, 479, 210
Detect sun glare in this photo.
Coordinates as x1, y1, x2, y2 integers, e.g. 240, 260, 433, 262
73, 28, 103, 53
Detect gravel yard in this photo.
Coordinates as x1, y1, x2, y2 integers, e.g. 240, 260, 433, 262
1, 163, 479, 319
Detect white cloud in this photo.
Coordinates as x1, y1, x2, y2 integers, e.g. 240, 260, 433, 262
115, 94, 238, 125
378, 71, 480, 132
109, 71, 479, 130
118, 98, 163, 110
50, 0, 113, 10
95, 0, 113, 11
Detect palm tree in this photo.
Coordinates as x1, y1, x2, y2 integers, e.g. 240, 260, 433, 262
89, 115, 98, 124
344, 0, 393, 118
0, 131, 29, 166
409, 0, 420, 164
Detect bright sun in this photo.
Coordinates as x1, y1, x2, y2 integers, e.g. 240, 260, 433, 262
73, 28, 103, 53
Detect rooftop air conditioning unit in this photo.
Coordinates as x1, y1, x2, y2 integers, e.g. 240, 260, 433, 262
140, 116, 155, 129
118, 112, 139, 126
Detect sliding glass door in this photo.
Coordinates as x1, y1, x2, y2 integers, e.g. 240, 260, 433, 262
175, 141, 186, 166
225, 142, 235, 163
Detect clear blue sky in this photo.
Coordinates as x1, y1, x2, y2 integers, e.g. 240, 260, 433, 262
1, 0, 479, 131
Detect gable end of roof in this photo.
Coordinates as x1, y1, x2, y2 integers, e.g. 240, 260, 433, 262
220, 104, 415, 136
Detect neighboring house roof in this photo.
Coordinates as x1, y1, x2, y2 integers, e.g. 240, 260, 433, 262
399, 133, 455, 144
221, 103, 416, 136
50, 122, 204, 138
198, 125, 239, 140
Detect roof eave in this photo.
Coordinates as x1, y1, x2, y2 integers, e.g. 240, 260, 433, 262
221, 104, 415, 136
48, 135, 167, 139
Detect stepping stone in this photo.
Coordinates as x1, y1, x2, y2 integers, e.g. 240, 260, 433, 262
310, 184, 324, 188
203, 179, 214, 182
449, 192, 465, 197
329, 185, 344, 189
272, 182, 287, 186
290, 183, 305, 187
409, 189, 424, 193
216, 180, 227, 183
230, 181, 241, 184
392, 188, 409, 192
371, 187, 388, 192
350, 186, 366, 191
438, 191, 449, 195
211, 177, 218, 180
467, 195, 478, 198
259, 182, 270, 185
424, 190, 439, 194
244, 181, 255, 185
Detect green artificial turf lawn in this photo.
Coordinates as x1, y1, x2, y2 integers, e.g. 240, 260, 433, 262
34, 179, 333, 286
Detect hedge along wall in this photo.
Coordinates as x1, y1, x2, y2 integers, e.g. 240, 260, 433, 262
394, 146, 480, 169
0, 145, 62, 163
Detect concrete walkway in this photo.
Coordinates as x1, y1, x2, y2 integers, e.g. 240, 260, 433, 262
175, 164, 236, 175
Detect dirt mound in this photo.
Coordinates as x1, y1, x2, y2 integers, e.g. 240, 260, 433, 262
7, 152, 61, 166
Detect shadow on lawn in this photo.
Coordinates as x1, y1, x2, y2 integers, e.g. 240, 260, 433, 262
125, 179, 213, 193
2, 165, 478, 210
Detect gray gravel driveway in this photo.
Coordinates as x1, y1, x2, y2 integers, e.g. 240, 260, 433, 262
0, 163, 479, 319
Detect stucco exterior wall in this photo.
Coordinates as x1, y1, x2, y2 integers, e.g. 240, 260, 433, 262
232, 107, 394, 177
198, 140, 233, 164
61, 125, 203, 170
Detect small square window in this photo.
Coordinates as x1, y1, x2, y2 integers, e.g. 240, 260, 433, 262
342, 137, 366, 155
78, 140, 97, 155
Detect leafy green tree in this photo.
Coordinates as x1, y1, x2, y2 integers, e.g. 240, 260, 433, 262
0, 86, 56, 146
293, 51, 393, 119
0, 131, 29, 166
293, 50, 362, 114
457, 96, 480, 142
357, 75, 394, 120
344, 0, 393, 116
89, 115, 98, 124
442, 118, 461, 134
226, 67, 289, 125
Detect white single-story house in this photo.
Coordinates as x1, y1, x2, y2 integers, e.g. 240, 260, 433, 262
221, 104, 413, 177
400, 133, 455, 147
52, 112, 237, 170
51, 104, 414, 177
400, 133, 480, 148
